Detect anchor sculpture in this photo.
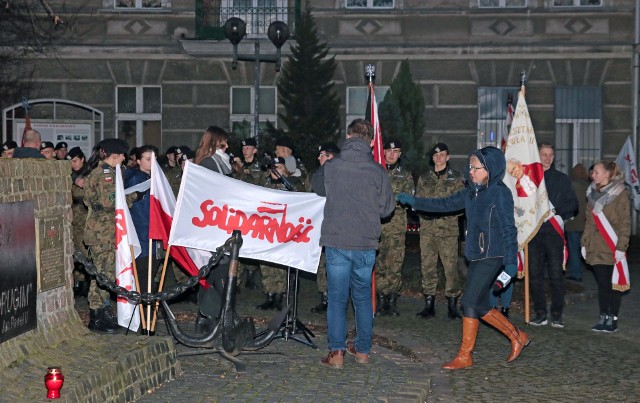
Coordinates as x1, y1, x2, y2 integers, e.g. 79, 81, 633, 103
161, 230, 289, 370
74, 230, 289, 371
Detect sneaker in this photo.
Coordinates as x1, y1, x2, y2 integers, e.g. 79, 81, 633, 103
346, 341, 369, 364
592, 314, 608, 332
602, 317, 618, 333
551, 319, 565, 328
529, 313, 548, 326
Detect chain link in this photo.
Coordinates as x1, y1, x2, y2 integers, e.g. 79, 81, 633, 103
73, 237, 236, 305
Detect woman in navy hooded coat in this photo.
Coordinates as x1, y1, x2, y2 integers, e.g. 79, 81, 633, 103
397, 146, 530, 369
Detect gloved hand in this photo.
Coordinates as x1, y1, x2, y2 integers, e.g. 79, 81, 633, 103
493, 264, 517, 292
615, 250, 626, 262
396, 193, 415, 206
581, 246, 587, 260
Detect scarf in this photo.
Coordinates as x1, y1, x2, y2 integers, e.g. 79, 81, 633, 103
211, 149, 232, 175
587, 178, 625, 214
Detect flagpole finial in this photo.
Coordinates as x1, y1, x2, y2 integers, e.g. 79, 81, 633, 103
365, 64, 376, 84
519, 70, 527, 96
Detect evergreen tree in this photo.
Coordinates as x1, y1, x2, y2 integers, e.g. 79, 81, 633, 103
378, 60, 428, 176
277, 2, 340, 170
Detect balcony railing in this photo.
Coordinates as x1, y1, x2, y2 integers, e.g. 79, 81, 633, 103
196, 1, 301, 40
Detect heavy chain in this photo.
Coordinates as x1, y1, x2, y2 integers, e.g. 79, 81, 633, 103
73, 237, 235, 304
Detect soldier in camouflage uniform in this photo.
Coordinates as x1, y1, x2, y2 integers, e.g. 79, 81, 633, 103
309, 142, 340, 313
83, 139, 140, 332
414, 143, 465, 319
162, 146, 183, 197
375, 139, 414, 316
68, 147, 90, 297
256, 157, 306, 310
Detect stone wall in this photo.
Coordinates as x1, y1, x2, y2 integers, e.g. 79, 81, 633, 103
0, 158, 88, 369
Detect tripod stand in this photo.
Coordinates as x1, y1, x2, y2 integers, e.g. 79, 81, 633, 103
266, 266, 317, 348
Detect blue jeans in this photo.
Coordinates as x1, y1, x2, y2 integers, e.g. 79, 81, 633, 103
565, 231, 584, 279
325, 247, 376, 354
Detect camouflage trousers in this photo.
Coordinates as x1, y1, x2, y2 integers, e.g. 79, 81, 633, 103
419, 234, 462, 297
237, 259, 261, 288
71, 215, 88, 282
315, 252, 327, 293
375, 217, 406, 294
260, 264, 287, 294
87, 244, 115, 310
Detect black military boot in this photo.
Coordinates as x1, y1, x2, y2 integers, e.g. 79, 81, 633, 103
195, 311, 216, 334
416, 294, 435, 318
375, 292, 386, 317
256, 293, 276, 310
387, 293, 400, 316
310, 291, 328, 313
447, 296, 462, 319
77, 281, 89, 298
274, 293, 285, 311
88, 309, 117, 333
102, 305, 119, 327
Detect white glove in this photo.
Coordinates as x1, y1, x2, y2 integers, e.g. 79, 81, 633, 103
581, 246, 586, 260
615, 250, 626, 262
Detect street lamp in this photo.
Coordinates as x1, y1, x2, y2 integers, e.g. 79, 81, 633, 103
224, 18, 291, 139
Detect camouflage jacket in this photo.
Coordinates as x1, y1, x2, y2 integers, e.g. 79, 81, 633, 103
83, 164, 135, 246
415, 166, 464, 236
263, 175, 306, 192
387, 163, 415, 210
162, 163, 182, 197
241, 158, 266, 185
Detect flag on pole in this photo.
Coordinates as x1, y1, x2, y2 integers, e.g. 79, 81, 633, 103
369, 83, 384, 165
503, 91, 552, 271
615, 136, 640, 211
115, 164, 141, 332
148, 155, 211, 287
502, 94, 514, 151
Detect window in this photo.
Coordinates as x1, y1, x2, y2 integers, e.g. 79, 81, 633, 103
478, 0, 527, 8
554, 87, 602, 174
230, 86, 277, 138
115, 0, 168, 9
345, 86, 390, 133
115, 86, 162, 150
221, 0, 289, 36
477, 87, 519, 149
346, 0, 394, 9
552, 0, 601, 6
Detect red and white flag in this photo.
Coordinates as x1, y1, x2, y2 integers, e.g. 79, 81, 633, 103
148, 155, 210, 286
504, 91, 551, 251
615, 136, 640, 211
115, 164, 141, 332
169, 161, 325, 273
370, 83, 384, 165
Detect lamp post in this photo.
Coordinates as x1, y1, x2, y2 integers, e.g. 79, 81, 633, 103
224, 18, 290, 139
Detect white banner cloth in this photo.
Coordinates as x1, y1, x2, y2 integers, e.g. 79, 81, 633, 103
615, 136, 640, 211
169, 161, 325, 273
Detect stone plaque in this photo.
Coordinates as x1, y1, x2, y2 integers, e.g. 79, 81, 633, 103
0, 201, 38, 343
37, 216, 66, 291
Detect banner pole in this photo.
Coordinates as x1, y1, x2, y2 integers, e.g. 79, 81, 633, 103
146, 239, 153, 333
130, 244, 146, 330
151, 245, 172, 331
524, 243, 530, 324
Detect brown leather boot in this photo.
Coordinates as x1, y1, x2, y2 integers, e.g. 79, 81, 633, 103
442, 317, 479, 370
320, 350, 345, 369
481, 308, 531, 363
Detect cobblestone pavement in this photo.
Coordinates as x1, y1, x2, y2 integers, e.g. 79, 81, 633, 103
109, 237, 640, 402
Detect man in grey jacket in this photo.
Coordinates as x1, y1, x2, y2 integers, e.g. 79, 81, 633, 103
312, 118, 395, 369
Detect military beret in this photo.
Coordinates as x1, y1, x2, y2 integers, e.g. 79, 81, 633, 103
2, 140, 17, 151
431, 143, 449, 155
276, 136, 295, 152
241, 138, 257, 147
55, 141, 68, 150
272, 156, 286, 166
40, 141, 54, 150
384, 139, 402, 150
319, 142, 340, 155
66, 146, 85, 160
98, 138, 129, 155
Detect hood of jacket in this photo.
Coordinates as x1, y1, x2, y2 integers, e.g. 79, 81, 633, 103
469, 146, 505, 190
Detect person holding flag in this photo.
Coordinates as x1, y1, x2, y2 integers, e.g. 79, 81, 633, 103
582, 161, 630, 333
82, 138, 142, 332
396, 146, 530, 370
313, 118, 395, 369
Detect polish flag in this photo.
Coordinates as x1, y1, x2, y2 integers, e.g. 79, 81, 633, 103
115, 164, 141, 331
369, 82, 384, 166
148, 154, 210, 286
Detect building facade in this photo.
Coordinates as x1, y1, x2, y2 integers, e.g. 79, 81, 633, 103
2, 0, 635, 173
